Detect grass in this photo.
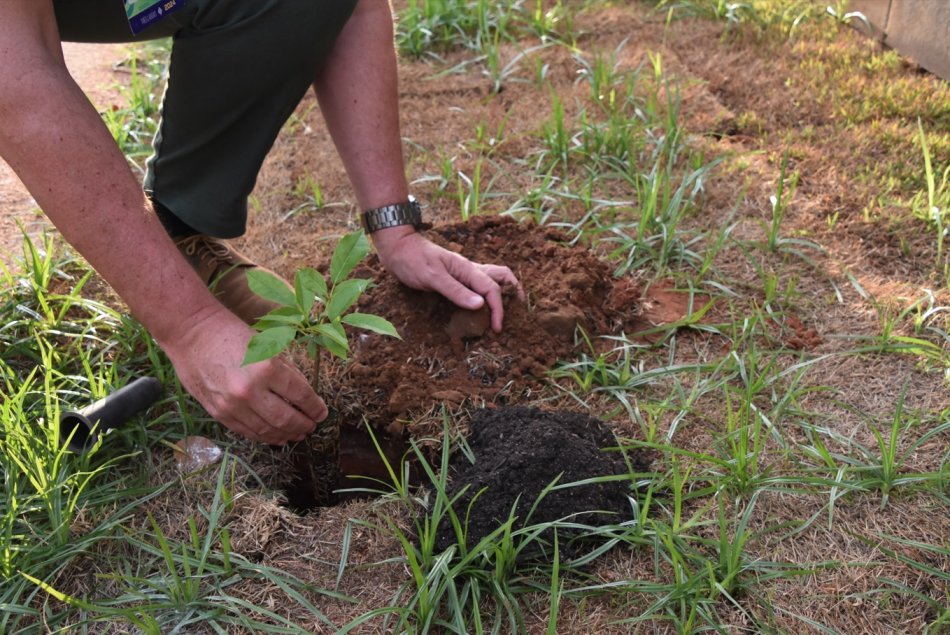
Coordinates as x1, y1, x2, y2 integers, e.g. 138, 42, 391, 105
337, 424, 532, 632
911, 117, 950, 272
2, 1, 949, 632
651, 0, 866, 42
0, 234, 156, 631
395, 0, 577, 60
101, 42, 170, 170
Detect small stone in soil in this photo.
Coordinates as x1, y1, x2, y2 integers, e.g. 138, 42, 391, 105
429, 389, 467, 406
536, 305, 585, 340
445, 306, 491, 341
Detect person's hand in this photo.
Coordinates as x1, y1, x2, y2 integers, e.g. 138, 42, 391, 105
371, 227, 525, 332
161, 308, 327, 445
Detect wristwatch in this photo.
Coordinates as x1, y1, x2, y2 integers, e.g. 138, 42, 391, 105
361, 196, 423, 234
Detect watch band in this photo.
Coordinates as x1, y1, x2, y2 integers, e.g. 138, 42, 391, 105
361, 197, 423, 234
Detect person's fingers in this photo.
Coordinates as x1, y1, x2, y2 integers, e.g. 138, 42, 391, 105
438, 273, 487, 311
445, 256, 507, 331
472, 276, 505, 332
273, 356, 328, 422
199, 361, 313, 444
379, 236, 524, 331
428, 257, 488, 311
242, 359, 321, 441
163, 313, 327, 445
252, 391, 317, 441
479, 264, 525, 301
218, 407, 287, 445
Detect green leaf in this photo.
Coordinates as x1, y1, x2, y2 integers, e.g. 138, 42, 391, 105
317, 334, 349, 360
295, 267, 328, 313
342, 312, 401, 339
325, 278, 371, 320
315, 321, 349, 351
242, 326, 296, 365
246, 269, 295, 307
330, 231, 370, 285
253, 306, 303, 330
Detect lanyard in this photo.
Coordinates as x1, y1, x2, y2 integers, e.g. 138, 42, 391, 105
124, 0, 185, 35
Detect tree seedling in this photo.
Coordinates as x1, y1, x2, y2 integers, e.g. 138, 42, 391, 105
242, 231, 401, 504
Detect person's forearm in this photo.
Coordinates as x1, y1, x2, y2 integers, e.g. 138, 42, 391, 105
0, 47, 226, 346
1, 1, 330, 445
313, 0, 409, 211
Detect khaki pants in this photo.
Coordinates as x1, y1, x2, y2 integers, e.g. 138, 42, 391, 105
54, 0, 358, 237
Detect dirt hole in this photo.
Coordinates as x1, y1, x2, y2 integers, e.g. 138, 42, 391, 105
280, 423, 414, 513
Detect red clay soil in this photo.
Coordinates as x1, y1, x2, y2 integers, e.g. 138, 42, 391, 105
326, 215, 696, 431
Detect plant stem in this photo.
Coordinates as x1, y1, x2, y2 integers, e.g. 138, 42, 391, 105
311, 348, 321, 397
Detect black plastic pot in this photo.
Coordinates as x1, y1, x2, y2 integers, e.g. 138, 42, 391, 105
59, 377, 163, 452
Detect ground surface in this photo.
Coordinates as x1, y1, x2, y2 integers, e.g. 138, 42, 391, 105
2, 3, 948, 633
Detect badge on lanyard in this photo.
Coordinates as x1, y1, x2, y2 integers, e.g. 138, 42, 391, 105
124, 0, 185, 35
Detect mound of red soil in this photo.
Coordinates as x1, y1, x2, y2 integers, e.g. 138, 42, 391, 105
331, 216, 676, 428
436, 406, 650, 555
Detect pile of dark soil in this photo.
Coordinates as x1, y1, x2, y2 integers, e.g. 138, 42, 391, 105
435, 406, 651, 555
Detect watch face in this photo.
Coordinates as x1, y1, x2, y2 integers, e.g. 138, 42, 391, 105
408, 200, 422, 226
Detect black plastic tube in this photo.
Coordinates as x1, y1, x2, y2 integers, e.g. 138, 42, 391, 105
59, 377, 163, 452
